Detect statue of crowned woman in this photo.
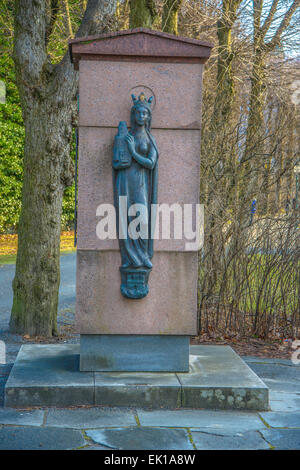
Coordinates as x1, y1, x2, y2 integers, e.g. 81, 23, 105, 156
112, 92, 159, 299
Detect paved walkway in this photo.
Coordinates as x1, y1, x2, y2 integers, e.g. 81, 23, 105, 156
0, 255, 299, 450
0, 356, 299, 450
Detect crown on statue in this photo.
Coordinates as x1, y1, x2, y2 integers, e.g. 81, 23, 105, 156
131, 92, 153, 111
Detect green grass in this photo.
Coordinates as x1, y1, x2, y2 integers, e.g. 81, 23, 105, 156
0, 248, 76, 265
0, 253, 16, 264
199, 252, 299, 319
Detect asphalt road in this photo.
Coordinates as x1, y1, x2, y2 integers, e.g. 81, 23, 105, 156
0, 252, 77, 362
0, 252, 76, 320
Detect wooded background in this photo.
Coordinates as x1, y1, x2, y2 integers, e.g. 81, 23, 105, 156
0, 0, 299, 339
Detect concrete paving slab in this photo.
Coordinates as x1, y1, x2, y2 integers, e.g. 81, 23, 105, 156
269, 391, 300, 412
248, 360, 300, 376
260, 411, 300, 428
5, 344, 94, 407
95, 371, 181, 408
191, 429, 270, 450
46, 407, 136, 428
177, 346, 268, 410
261, 429, 300, 450
86, 427, 194, 450
246, 362, 300, 393
263, 380, 300, 393
137, 409, 266, 432
0, 426, 85, 450
0, 408, 44, 426
242, 356, 296, 367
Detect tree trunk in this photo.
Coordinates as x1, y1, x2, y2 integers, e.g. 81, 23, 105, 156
214, 0, 241, 123
245, 50, 266, 155
10, 0, 117, 337
275, 146, 283, 212
214, 0, 242, 207
240, 45, 266, 204
261, 97, 274, 214
162, 0, 183, 35
285, 108, 295, 201
129, 0, 156, 28
10, 92, 75, 336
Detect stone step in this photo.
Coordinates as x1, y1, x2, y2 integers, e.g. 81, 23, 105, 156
5, 344, 268, 410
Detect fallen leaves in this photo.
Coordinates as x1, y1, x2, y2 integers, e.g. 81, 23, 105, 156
0, 231, 76, 256
191, 333, 296, 359
0, 234, 18, 256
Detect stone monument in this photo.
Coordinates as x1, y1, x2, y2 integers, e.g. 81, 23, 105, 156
70, 28, 211, 372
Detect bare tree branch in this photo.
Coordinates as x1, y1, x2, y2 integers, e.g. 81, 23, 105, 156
266, 0, 300, 50
253, 0, 263, 37
260, 0, 279, 38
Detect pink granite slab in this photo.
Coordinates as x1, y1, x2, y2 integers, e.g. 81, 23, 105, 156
69, 28, 212, 70
76, 250, 198, 335
78, 60, 203, 129
77, 127, 201, 252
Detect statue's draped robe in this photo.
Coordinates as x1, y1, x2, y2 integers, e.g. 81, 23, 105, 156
113, 130, 158, 267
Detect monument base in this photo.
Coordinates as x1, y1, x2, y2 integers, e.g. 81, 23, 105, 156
5, 344, 269, 410
80, 335, 190, 372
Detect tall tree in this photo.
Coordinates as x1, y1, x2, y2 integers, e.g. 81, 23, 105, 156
211, 0, 242, 205
202, 0, 242, 290
129, 0, 157, 28
162, 0, 183, 34
214, 0, 242, 125
10, 0, 117, 336
241, 0, 300, 202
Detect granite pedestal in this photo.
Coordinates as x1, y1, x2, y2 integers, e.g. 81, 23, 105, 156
80, 335, 190, 372
5, 345, 269, 410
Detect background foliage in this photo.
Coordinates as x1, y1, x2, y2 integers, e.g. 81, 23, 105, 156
0, 0, 77, 233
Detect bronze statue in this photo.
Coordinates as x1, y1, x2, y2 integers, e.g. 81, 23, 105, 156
113, 93, 159, 298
